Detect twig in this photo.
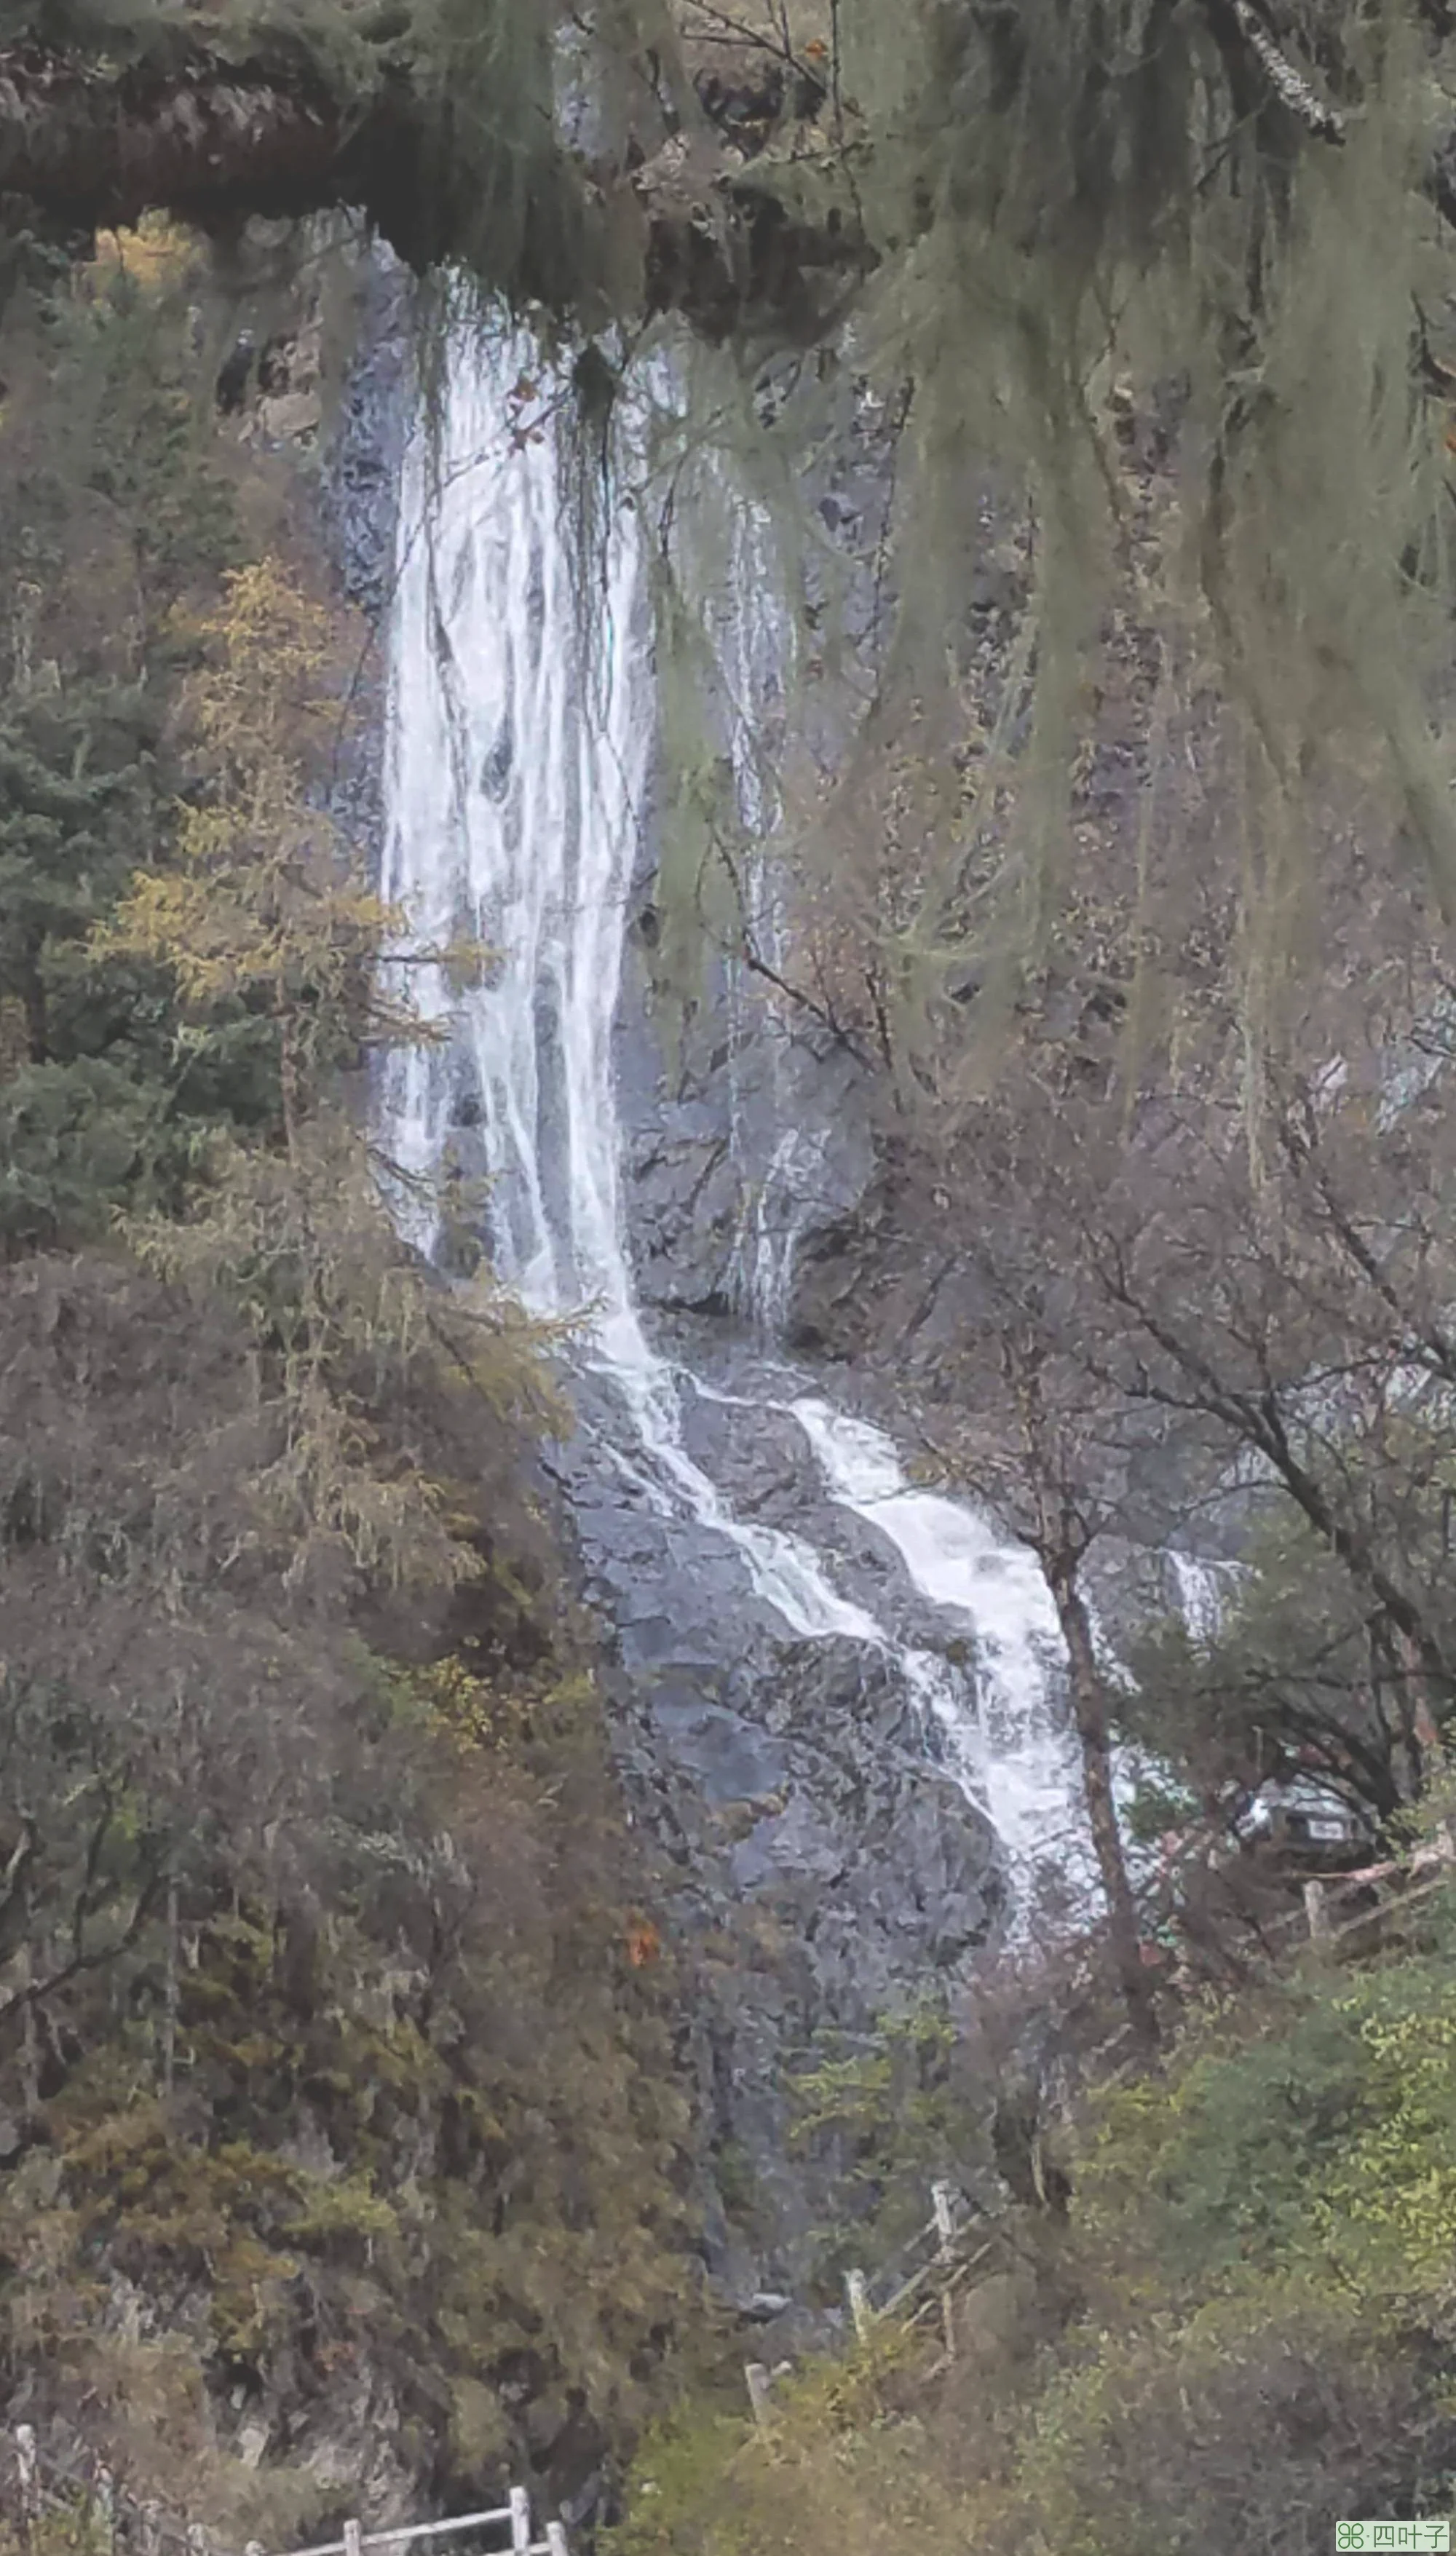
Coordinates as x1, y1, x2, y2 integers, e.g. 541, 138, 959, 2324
716, 838, 877, 1066
683, 0, 818, 82
0, 1861, 168, 2025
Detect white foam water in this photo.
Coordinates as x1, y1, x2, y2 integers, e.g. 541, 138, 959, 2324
789, 1400, 1085, 1883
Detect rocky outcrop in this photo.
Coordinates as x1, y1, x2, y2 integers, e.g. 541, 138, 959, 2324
614, 922, 877, 1323
568, 1433, 1002, 2297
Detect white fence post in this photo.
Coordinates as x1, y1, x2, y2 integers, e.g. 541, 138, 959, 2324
1303, 1878, 1329, 1942
845, 2268, 872, 2346
745, 2362, 775, 2433
342, 2523, 362, 2556
930, 2181, 957, 2360
510, 2487, 532, 2556
162, 1877, 180, 2099
15, 2425, 37, 2549
92, 2460, 116, 2556
545, 2525, 570, 2556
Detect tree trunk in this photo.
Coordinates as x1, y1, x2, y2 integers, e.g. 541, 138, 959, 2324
1369, 1614, 1425, 1803
21, 957, 46, 1067
1262, 1423, 1455, 1736
1050, 1564, 1160, 2052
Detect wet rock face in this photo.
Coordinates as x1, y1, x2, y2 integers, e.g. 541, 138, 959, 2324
785, 1155, 1000, 1369
314, 250, 414, 940
601, 866, 1006, 2276
614, 919, 877, 1326
606, 1612, 1000, 2295
622, 1102, 737, 1314
317, 254, 413, 622
550, 1350, 1002, 2295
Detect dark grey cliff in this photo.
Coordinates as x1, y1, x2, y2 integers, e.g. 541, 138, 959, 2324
596, 890, 1005, 2298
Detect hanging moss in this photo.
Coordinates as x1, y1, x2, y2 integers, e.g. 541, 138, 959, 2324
854, 1, 1456, 1015
614, 0, 1456, 1078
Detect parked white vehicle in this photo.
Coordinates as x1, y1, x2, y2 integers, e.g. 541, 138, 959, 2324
1232, 1776, 1374, 1854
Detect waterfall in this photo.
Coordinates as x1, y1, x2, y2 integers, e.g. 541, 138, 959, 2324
692, 469, 826, 1341
379, 341, 644, 1324
727, 1126, 832, 1337
380, 328, 882, 1643
378, 324, 1083, 1898
1168, 1551, 1241, 1643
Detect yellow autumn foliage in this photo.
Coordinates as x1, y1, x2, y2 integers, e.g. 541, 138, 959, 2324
100, 558, 411, 1056
88, 214, 196, 301
96, 553, 561, 1592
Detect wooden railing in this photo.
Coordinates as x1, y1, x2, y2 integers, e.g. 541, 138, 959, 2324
1181, 1821, 1456, 1976
4, 2428, 568, 2556
253, 2499, 566, 2556
1292, 1829, 1455, 1950
743, 1825, 1456, 2429
743, 2179, 1008, 2426
1083, 1820, 1456, 2084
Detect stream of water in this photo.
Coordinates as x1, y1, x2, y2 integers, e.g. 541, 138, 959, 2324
378, 325, 1082, 1896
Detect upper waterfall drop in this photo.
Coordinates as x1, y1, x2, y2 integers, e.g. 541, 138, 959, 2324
379, 336, 646, 1332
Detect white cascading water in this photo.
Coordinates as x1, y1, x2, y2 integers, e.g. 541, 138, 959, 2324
728, 1126, 832, 1338
1169, 1550, 1242, 1643
381, 331, 882, 1642
379, 325, 1082, 1893
693, 465, 829, 1339
789, 1403, 1085, 1879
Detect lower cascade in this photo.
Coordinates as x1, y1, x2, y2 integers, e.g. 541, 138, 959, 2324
378, 322, 1083, 2264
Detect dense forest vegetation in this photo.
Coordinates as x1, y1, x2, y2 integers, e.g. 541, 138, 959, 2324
5, 2, 1456, 2554
613, 1856, 1456, 2555
0, 208, 703, 2539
